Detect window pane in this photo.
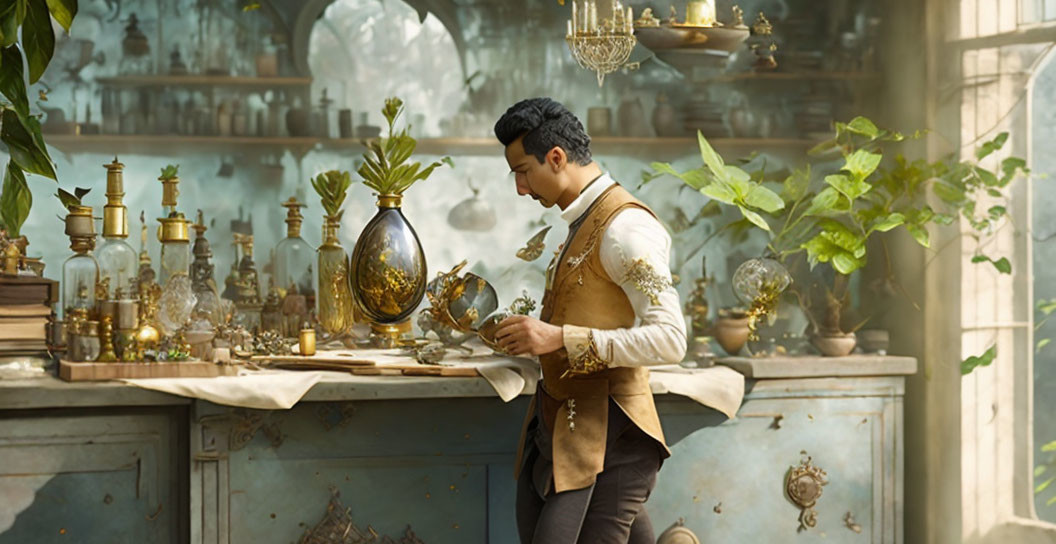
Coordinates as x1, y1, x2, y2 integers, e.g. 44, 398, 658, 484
1031, 51, 1056, 523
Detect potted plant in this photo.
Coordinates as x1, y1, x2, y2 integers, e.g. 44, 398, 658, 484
350, 97, 452, 347
311, 169, 355, 337
1, 1, 82, 269
649, 116, 1026, 357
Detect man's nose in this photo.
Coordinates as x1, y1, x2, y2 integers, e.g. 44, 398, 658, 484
516, 179, 531, 196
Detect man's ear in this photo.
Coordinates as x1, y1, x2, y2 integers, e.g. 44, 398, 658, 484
546, 146, 568, 173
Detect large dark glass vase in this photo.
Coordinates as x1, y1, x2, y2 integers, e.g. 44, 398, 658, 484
350, 194, 427, 346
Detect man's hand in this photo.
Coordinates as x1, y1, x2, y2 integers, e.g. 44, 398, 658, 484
494, 315, 564, 356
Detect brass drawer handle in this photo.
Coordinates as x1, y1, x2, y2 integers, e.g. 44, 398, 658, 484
786, 452, 828, 532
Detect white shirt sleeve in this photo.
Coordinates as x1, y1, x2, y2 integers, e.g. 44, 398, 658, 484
561, 208, 688, 368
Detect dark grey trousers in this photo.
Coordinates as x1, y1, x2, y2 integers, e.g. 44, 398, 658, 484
516, 398, 662, 544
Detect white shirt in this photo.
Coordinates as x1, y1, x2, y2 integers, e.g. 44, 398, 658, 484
557, 174, 687, 367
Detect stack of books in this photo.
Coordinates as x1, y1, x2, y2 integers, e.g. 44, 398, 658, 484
0, 276, 59, 361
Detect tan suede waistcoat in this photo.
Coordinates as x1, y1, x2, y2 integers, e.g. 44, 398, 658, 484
514, 183, 671, 493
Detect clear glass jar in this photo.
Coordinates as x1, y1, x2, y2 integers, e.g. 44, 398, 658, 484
160, 240, 191, 287
276, 233, 315, 298
96, 237, 138, 300
63, 252, 99, 319
317, 219, 353, 335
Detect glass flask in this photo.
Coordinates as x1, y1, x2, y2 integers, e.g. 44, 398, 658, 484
317, 218, 354, 335
157, 169, 192, 287
275, 197, 315, 300
63, 206, 100, 319
96, 158, 138, 300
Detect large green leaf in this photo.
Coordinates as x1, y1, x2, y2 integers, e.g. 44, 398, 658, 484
742, 185, 785, 213
680, 167, 710, 190
737, 206, 770, 232
807, 138, 839, 156
869, 212, 905, 233
846, 116, 880, 138
780, 167, 810, 202
0, 160, 31, 237
801, 232, 863, 274
817, 219, 865, 255
700, 182, 737, 205
696, 131, 727, 182
0, 1, 25, 47
0, 46, 29, 117
22, 0, 55, 83
844, 149, 882, 180
805, 186, 841, 216
974, 166, 999, 187
1, 108, 56, 179
1000, 157, 1027, 185
932, 180, 965, 203
825, 173, 872, 202
960, 344, 997, 375
905, 223, 930, 248
44, 0, 76, 32
832, 253, 862, 275
975, 132, 1009, 160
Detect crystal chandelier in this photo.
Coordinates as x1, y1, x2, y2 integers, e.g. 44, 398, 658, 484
565, 0, 638, 86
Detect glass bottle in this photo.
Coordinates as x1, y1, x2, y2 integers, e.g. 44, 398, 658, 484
317, 217, 353, 335
63, 205, 100, 319
96, 158, 138, 302
275, 197, 315, 301
157, 171, 191, 287
190, 210, 223, 328
156, 169, 195, 337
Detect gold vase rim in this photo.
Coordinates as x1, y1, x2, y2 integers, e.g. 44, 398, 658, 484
376, 194, 403, 208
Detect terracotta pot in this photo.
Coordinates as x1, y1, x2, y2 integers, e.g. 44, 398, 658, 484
811, 331, 857, 357
713, 316, 750, 355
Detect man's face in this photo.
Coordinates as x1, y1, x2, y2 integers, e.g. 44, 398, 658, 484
504, 135, 565, 208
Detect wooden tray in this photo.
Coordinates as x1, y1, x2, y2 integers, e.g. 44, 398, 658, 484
350, 365, 480, 377
59, 359, 239, 381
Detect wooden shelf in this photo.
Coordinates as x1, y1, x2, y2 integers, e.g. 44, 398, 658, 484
45, 134, 321, 156
709, 71, 881, 83
44, 134, 817, 159
94, 75, 313, 88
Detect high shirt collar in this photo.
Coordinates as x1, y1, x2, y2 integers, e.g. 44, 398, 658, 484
560, 173, 614, 225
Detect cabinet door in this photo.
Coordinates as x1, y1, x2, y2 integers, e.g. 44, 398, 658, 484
193, 397, 530, 544
0, 410, 185, 544
650, 394, 902, 544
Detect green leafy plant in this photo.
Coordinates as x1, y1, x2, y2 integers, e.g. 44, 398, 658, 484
0, 0, 78, 240
1037, 439, 1056, 508
54, 186, 90, 211
160, 164, 179, 180
311, 170, 352, 220
356, 97, 452, 196
647, 116, 1027, 342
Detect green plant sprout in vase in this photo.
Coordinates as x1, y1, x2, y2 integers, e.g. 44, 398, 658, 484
350, 97, 452, 347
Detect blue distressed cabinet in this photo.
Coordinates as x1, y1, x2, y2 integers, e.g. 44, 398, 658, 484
0, 355, 913, 543
188, 355, 913, 543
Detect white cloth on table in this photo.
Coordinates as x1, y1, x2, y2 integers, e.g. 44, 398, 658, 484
120, 350, 744, 417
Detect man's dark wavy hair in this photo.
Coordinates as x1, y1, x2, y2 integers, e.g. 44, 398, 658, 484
494, 98, 592, 166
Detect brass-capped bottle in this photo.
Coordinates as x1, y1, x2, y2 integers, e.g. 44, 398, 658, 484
97, 157, 138, 301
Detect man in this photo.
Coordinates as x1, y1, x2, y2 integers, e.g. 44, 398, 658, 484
492, 98, 687, 544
